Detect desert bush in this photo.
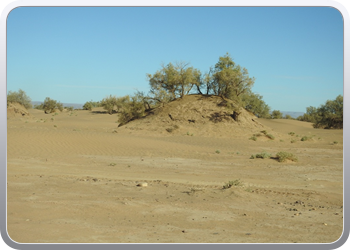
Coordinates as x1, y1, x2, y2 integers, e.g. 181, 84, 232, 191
291, 139, 297, 143
65, 106, 74, 111
313, 95, 343, 129
275, 152, 298, 162
118, 95, 145, 126
261, 130, 267, 135
271, 110, 283, 119
83, 100, 101, 111
241, 91, 271, 118
7, 89, 32, 109
298, 96, 343, 129
284, 114, 293, 119
249, 136, 257, 141
101, 95, 118, 114
83, 102, 93, 111
288, 132, 295, 136
251, 152, 271, 159
300, 136, 312, 141
42, 97, 63, 114
223, 179, 242, 189
215, 150, 221, 154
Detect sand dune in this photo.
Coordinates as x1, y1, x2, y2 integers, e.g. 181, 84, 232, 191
7, 103, 343, 243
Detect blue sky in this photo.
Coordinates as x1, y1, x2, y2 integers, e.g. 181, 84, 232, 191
7, 7, 343, 112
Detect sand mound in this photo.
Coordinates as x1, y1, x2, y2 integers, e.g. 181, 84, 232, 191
118, 95, 266, 137
7, 102, 30, 118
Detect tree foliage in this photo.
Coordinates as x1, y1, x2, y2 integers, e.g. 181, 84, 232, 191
7, 89, 32, 109
241, 91, 271, 118
271, 110, 283, 119
83, 100, 101, 111
297, 95, 343, 129
117, 94, 146, 126
42, 97, 63, 113
211, 53, 255, 101
100, 95, 118, 114
313, 95, 343, 129
147, 62, 200, 104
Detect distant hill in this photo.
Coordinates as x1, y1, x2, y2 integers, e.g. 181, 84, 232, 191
281, 111, 304, 119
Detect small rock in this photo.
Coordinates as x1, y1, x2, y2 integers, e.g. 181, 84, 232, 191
324, 223, 327, 226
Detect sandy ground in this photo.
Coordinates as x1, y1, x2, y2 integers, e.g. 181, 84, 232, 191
7, 108, 343, 243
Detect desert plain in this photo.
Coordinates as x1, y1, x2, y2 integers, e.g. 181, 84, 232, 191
7, 96, 343, 243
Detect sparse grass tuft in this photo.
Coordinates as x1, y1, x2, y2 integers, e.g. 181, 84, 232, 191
261, 130, 267, 135
249, 136, 257, 141
291, 139, 297, 143
266, 134, 275, 140
333, 141, 339, 145
275, 151, 298, 162
109, 163, 117, 166
223, 179, 242, 189
301, 136, 312, 141
288, 132, 295, 136
215, 150, 221, 154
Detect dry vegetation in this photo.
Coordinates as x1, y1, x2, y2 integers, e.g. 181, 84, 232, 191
7, 96, 343, 244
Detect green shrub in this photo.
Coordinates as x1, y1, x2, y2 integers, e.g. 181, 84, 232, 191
291, 139, 297, 143
301, 136, 312, 141
7, 89, 32, 109
275, 152, 298, 162
215, 150, 220, 154
118, 95, 145, 126
252, 152, 271, 159
42, 97, 63, 114
288, 132, 295, 136
249, 136, 257, 141
83, 100, 101, 111
271, 110, 283, 119
101, 95, 118, 114
65, 106, 74, 111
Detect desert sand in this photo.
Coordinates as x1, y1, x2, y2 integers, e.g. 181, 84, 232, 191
7, 97, 343, 243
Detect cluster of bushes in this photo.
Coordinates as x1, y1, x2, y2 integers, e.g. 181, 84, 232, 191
250, 151, 298, 162
35, 97, 64, 113
7, 89, 32, 109
83, 100, 101, 111
296, 95, 343, 129
146, 53, 271, 119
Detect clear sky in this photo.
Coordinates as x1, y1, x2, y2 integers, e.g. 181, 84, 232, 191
7, 7, 343, 112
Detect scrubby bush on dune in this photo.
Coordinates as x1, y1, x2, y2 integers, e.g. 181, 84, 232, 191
271, 110, 283, 119
275, 151, 298, 162
297, 95, 343, 129
250, 152, 272, 159
7, 89, 32, 109
83, 101, 101, 111
118, 95, 145, 126
101, 95, 118, 114
42, 97, 63, 114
